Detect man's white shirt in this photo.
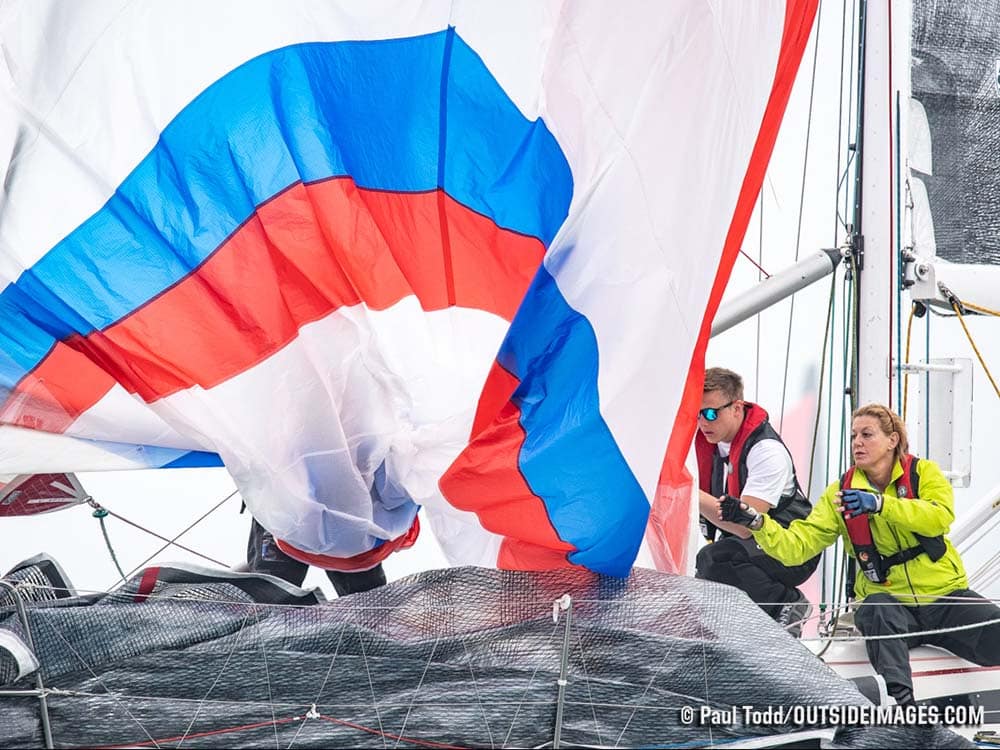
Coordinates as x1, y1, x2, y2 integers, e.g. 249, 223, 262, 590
717, 439, 795, 507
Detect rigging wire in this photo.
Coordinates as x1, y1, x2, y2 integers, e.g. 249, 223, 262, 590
808, 274, 839, 494
812, 0, 860, 644
23, 579, 1000, 609
43, 617, 163, 747
89, 500, 230, 570
810, 271, 838, 626
924, 301, 931, 452
778, 0, 825, 432
117, 489, 240, 586
834, 0, 860, 239
971, 546, 1000, 590
572, 628, 604, 747
459, 633, 495, 750
902, 303, 916, 421
97, 713, 469, 750
252, 603, 282, 750
355, 610, 389, 750
755, 195, 764, 403
817, 0, 854, 623
894, 91, 902, 412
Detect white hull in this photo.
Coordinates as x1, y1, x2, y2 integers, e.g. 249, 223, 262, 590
810, 639, 1000, 740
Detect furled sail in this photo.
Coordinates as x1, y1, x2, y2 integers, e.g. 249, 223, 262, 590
0, 0, 817, 575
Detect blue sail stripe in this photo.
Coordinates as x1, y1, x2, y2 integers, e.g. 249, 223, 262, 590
0, 30, 572, 389
498, 267, 649, 576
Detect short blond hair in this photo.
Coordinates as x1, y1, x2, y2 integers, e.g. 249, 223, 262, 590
853, 403, 909, 463
703, 368, 744, 402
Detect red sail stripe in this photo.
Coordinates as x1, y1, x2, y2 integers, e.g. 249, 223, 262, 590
4, 180, 544, 432
648, 0, 820, 573
440, 363, 575, 569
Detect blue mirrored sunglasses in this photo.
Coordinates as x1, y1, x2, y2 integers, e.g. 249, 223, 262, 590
698, 400, 734, 422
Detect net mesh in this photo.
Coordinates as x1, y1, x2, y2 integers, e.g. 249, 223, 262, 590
912, 0, 1000, 265
0, 558, 971, 748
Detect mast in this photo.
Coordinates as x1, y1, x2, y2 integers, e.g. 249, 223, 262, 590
854, 0, 896, 408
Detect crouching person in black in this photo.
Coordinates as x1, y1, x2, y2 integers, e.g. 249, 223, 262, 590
694, 368, 819, 636
247, 518, 386, 597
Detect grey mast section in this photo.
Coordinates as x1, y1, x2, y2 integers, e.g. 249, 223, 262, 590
710, 248, 841, 338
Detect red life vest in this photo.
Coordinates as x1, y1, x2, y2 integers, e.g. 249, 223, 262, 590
695, 402, 768, 498
840, 454, 945, 586
695, 402, 811, 541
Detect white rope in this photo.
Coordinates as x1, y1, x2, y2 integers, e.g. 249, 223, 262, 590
252, 603, 281, 750
392, 632, 442, 750
20, 580, 1000, 612
26, 685, 932, 717
459, 632, 495, 749
287, 621, 349, 749
612, 617, 681, 748
44, 619, 163, 748
699, 632, 714, 749
177, 611, 253, 747
9, 686, 635, 711
501, 620, 562, 749
799, 615, 1000, 643
572, 628, 603, 747
354, 612, 388, 750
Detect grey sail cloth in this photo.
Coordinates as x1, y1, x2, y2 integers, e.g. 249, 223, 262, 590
0, 558, 973, 748
912, 0, 1000, 265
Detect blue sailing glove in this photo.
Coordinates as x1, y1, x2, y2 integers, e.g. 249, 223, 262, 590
840, 489, 883, 518
720, 495, 763, 530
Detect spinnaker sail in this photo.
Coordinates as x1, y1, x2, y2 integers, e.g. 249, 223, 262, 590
0, 0, 817, 575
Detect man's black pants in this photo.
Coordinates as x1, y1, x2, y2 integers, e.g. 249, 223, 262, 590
695, 535, 819, 618
246, 518, 386, 596
855, 589, 1000, 696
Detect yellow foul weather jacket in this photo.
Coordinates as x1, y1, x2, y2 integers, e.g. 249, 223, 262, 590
752, 457, 968, 602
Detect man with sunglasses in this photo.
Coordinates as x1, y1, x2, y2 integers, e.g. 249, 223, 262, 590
694, 368, 819, 636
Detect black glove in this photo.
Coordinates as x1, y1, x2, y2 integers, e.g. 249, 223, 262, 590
719, 494, 763, 529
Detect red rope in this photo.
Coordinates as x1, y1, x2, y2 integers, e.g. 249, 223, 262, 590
739, 249, 771, 278
317, 714, 468, 749
94, 715, 301, 748
92, 712, 470, 750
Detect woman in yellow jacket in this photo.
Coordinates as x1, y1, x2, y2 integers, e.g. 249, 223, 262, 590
718, 403, 1000, 707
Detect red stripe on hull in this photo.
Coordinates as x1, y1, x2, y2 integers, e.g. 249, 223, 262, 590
913, 665, 1000, 679
5, 180, 544, 429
